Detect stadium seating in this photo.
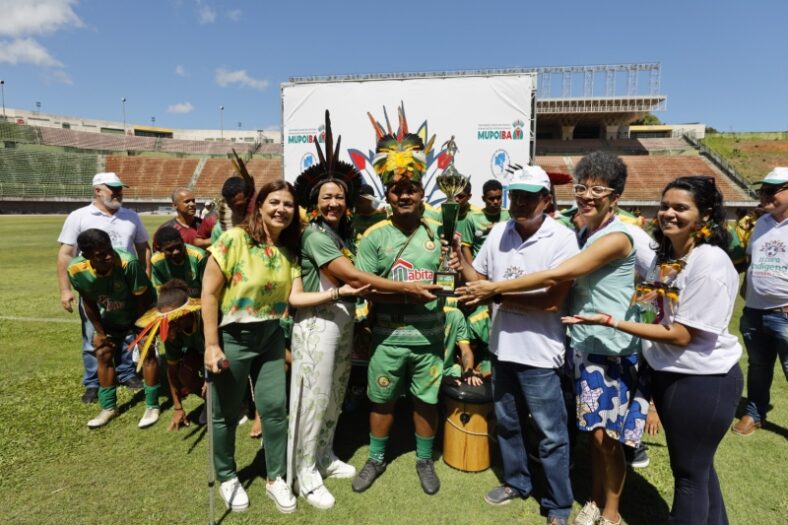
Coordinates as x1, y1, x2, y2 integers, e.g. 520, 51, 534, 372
104, 156, 200, 200
0, 122, 40, 144
0, 148, 97, 199
191, 158, 282, 199
545, 155, 750, 203
39, 127, 157, 152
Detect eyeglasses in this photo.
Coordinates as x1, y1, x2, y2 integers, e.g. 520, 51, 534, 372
573, 184, 616, 199
758, 184, 788, 197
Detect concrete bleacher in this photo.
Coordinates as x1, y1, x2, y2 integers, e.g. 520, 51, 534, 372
39, 127, 157, 152
635, 137, 694, 154
191, 158, 282, 199
0, 148, 97, 199
545, 155, 751, 203
104, 156, 200, 200
0, 122, 40, 144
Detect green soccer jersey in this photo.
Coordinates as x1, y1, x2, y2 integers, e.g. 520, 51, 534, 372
459, 209, 510, 256
300, 225, 348, 293
352, 210, 387, 245
151, 244, 207, 298
467, 305, 492, 375
68, 249, 154, 330
443, 306, 470, 377
356, 218, 444, 346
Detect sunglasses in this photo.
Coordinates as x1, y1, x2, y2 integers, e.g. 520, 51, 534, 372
573, 184, 616, 199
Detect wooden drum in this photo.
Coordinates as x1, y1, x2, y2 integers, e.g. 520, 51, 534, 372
441, 381, 494, 472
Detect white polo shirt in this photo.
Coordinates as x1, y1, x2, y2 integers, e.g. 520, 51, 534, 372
745, 213, 788, 309
473, 216, 580, 368
643, 244, 742, 375
58, 204, 149, 255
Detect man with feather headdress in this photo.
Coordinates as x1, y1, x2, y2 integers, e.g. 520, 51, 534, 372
351, 104, 446, 496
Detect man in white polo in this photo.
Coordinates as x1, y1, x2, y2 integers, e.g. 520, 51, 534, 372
458, 165, 578, 525
56, 172, 151, 403
732, 167, 788, 436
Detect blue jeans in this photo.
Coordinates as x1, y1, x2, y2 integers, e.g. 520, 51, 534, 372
80, 299, 137, 388
740, 307, 788, 421
491, 355, 572, 519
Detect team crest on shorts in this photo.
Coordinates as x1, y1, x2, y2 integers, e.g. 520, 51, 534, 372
377, 375, 391, 388
424, 240, 435, 251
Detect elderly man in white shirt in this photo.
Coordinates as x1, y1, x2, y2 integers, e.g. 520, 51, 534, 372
56, 172, 151, 403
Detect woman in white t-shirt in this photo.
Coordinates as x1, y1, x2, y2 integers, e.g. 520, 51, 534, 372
564, 176, 743, 525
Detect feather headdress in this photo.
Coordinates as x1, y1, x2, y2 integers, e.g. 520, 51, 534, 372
368, 102, 432, 187
129, 298, 201, 373
293, 110, 361, 211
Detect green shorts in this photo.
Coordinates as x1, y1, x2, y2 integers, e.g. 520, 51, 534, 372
367, 342, 443, 405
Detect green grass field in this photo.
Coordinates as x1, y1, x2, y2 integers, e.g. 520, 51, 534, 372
1, 215, 786, 525
701, 133, 788, 184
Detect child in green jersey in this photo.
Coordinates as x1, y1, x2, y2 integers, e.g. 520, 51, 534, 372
67, 229, 158, 429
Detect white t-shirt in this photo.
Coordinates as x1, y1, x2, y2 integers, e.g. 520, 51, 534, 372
623, 222, 656, 279
58, 204, 149, 255
473, 216, 580, 368
643, 244, 742, 375
745, 213, 788, 309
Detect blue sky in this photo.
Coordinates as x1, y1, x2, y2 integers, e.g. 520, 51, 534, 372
1, 0, 786, 132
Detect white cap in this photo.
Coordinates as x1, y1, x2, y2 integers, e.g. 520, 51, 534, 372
755, 167, 788, 186
92, 172, 127, 188
508, 164, 551, 193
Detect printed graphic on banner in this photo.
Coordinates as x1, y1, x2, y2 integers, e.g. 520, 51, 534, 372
286, 123, 326, 145
477, 119, 526, 141
490, 149, 511, 180
347, 118, 452, 206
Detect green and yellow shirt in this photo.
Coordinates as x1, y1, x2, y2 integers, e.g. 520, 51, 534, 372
67, 249, 154, 330
443, 306, 470, 377
209, 227, 300, 326
300, 225, 351, 293
151, 243, 206, 298
356, 218, 444, 346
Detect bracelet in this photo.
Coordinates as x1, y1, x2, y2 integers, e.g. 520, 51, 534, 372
174, 407, 184, 411
330, 287, 339, 301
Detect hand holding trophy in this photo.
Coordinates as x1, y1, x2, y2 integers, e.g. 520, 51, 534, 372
433, 136, 469, 296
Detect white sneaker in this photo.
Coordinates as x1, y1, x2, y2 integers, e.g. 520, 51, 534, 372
87, 409, 117, 429
138, 407, 160, 429
237, 414, 249, 426
266, 477, 297, 513
219, 477, 249, 512
573, 501, 601, 525
319, 453, 357, 479
303, 484, 335, 510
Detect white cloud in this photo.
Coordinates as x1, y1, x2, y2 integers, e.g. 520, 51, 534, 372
0, 37, 63, 66
198, 3, 216, 24
215, 67, 269, 91
175, 64, 186, 77
226, 9, 241, 21
0, 0, 83, 37
167, 102, 195, 114
51, 69, 73, 85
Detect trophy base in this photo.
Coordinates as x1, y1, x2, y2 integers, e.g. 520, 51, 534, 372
433, 271, 458, 296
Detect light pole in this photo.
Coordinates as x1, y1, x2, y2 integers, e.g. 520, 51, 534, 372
219, 105, 224, 140
151, 116, 156, 126
0, 80, 5, 120
121, 97, 126, 133
35, 101, 41, 114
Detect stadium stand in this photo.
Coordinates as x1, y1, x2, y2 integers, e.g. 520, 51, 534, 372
545, 155, 751, 203
104, 156, 200, 200
39, 127, 157, 152
0, 148, 97, 199
191, 158, 282, 199
0, 121, 40, 144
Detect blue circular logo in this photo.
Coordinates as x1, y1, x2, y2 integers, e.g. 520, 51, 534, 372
301, 153, 316, 172
490, 150, 510, 180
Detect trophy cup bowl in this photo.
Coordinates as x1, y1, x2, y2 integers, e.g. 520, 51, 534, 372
433, 164, 468, 296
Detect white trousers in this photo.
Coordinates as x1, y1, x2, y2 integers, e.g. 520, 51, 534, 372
287, 300, 354, 493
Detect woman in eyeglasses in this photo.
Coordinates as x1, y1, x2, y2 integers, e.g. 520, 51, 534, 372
563, 175, 743, 525
459, 151, 647, 525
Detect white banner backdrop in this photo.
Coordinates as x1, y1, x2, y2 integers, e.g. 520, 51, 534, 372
282, 74, 535, 206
